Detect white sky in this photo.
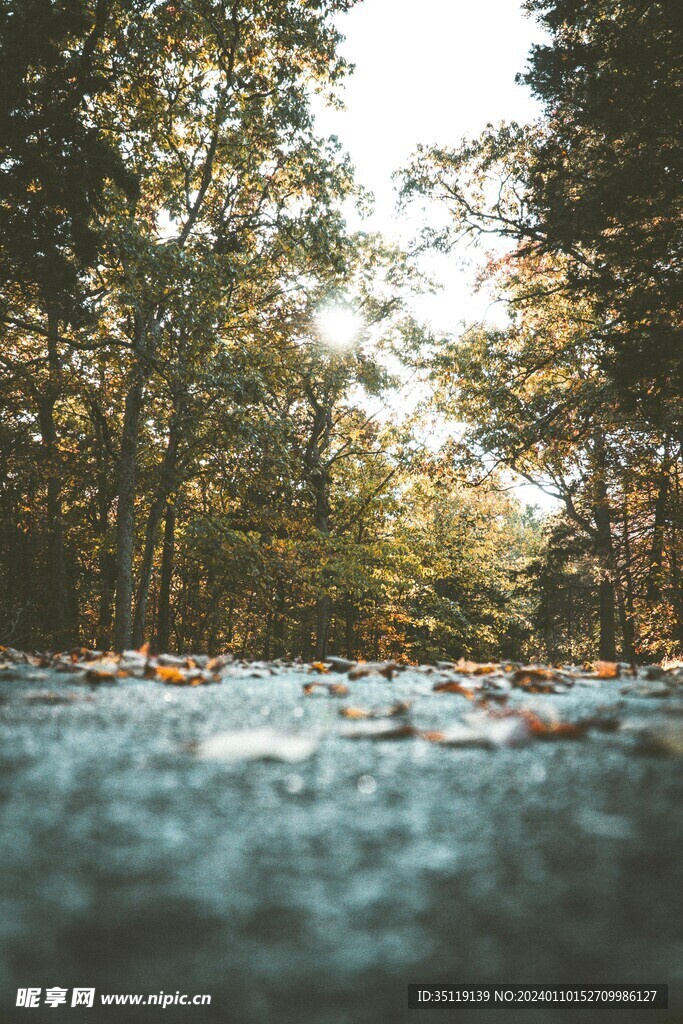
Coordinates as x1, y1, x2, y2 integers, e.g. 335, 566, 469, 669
314, 0, 558, 512
315, 0, 545, 330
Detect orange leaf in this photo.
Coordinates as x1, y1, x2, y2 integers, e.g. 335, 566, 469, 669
517, 709, 587, 739
511, 667, 566, 692
421, 730, 446, 742
84, 667, 118, 682
593, 660, 620, 679
304, 681, 349, 697
339, 706, 372, 719
328, 682, 349, 696
156, 666, 187, 685
433, 681, 475, 698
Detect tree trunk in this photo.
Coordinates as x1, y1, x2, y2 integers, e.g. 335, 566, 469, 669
44, 471, 71, 647
113, 362, 146, 651
596, 574, 616, 660
97, 550, 116, 650
300, 606, 313, 661
344, 594, 354, 659
671, 546, 683, 649
132, 402, 183, 648
593, 494, 616, 661
87, 394, 117, 650
646, 454, 670, 603
239, 591, 256, 659
304, 392, 333, 661
313, 468, 331, 659
589, 433, 617, 662
614, 575, 635, 663
155, 502, 176, 653
618, 501, 637, 662
131, 493, 165, 649
315, 593, 331, 660
36, 307, 72, 648
273, 584, 286, 658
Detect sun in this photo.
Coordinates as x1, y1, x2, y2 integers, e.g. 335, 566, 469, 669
316, 304, 363, 350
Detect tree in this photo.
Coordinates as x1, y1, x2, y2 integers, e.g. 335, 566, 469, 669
401, 0, 682, 432
0, 0, 131, 645
519, 0, 683, 418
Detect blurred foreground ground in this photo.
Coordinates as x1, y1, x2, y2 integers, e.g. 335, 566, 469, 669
0, 658, 681, 1023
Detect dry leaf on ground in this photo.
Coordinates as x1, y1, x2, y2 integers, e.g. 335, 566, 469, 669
196, 728, 319, 763
303, 681, 349, 697
339, 701, 411, 720
339, 721, 418, 740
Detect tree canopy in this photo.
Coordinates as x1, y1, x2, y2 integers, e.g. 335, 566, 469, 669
1, 0, 681, 664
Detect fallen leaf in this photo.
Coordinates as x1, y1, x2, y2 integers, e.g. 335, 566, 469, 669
325, 657, 356, 673
207, 654, 233, 672
84, 664, 120, 683
156, 665, 186, 685
379, 661, 401, 679
340, 721, 418, 740
421, 730, 446, 742
433, 681, 476, 698
328, 682, 349, 696
157, 653, 190, 668
514, 709, 587, 739
593, 661, 620, 679
24, 691, 86, 704
156, 665, 215, 686
339, 706, 372, 719
339, 700, 411, 720
453, 659, 498, 675
511, 666, 570, 693
347, 661, 400, 680
431, 713, 532, 748
309, 661, 329, 674
303, 681, 349, 697
196, 728, 319, 763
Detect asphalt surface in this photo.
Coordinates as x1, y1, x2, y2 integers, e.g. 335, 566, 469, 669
0, 662, 681, 1024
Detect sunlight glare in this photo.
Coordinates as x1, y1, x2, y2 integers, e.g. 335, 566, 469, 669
317, 305, 362, 349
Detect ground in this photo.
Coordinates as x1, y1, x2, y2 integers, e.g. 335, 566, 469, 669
0, 656, 681, 1023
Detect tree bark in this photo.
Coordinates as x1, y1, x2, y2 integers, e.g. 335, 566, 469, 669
272, 583, 286, 658
131, 403, 182, 648
593, 494, 616, 661
303, 389, 333, 660
113, 358, 146, 651
37, 306, 72, 648
646, 452, 671, 603
344, 594, 354, 659
97, 550, 116, 650
617, 501, 637, 662
313, 463, 331, 659
155, 502, 176, 653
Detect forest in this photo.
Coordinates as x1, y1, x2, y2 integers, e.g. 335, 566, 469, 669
0, 0, 681, 666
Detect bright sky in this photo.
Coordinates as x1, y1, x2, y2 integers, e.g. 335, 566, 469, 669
315, 0, 545, 331
314, 0, 557, 512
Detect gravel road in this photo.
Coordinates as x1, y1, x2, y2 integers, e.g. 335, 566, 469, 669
1, 661, 681, 1024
